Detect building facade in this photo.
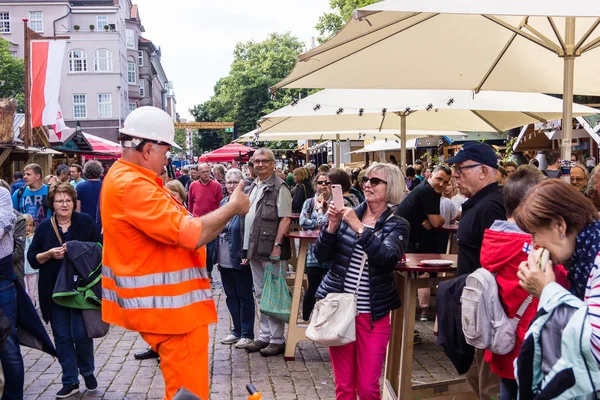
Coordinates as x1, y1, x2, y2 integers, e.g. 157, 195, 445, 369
0, 0, 175, 142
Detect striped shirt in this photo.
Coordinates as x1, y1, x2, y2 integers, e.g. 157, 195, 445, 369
344, 244, 371, 313
584, 253, 600, 364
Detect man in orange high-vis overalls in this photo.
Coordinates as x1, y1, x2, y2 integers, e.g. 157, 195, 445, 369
100, 107, 249, 400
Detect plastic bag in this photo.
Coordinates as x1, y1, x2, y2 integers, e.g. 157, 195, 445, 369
259, 263, 291, 322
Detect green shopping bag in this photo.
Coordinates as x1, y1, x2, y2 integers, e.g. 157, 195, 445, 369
259, 263, 291, 322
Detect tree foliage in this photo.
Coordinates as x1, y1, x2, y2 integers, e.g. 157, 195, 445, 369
316, 0, 381, 43
189, 32, 313, 153
0, 38, 25, 112
173, 128, 187, 154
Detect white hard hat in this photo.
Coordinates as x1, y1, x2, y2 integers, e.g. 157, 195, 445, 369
119, 106, 181, 149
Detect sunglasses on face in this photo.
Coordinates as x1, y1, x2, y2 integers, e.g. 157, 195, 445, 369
452, 163, 482, 176
316, 181, 331, 185
365, 177, 387, 187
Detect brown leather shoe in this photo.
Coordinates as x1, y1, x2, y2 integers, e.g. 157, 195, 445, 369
259, 343, 285, 357
244, 340, 269, 353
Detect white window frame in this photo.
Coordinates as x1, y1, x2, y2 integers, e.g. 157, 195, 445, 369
73, 94, 87, 119
93, 49, 112, 72
128, 102, 137, 111
139, 80, 145, 97
28, 11, 43, 33
97, 93, 112, 118
127, 62, 136, 84
68, 49, 87, 73
0, 12, 10, 33
138, 50, 143, 66
96, 15, 108, 31
9, 51, 17, 58
126, 29, 135, 49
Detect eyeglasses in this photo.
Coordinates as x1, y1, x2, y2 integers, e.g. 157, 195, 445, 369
452, 163, 483, 176
53, 200, 73, 206
364, 177, 387, 187
361, 176, 369, 183
253, 159, 273, 165
226, 181, 240, 185
570, 176, 586, 182
316, 181, 331, 185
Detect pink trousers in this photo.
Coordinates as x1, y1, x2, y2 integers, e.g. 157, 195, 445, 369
329, 313, 391, 400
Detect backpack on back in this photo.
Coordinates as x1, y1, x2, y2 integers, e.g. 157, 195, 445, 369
461, 268, 532, 355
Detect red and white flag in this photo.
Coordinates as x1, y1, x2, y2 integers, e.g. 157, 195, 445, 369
30, 40, 66, 128
49, 106, 69, 142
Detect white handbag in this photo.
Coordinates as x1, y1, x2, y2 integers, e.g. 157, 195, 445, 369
306, 253, 367, 346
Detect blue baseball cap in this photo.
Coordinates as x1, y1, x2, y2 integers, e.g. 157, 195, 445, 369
446, 142, 499, 169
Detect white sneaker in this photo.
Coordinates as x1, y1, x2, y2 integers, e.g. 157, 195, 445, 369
221, 334, 240, 345
234, 338, 254, 349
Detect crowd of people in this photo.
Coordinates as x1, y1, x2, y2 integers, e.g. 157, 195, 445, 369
1, 108, 600, 400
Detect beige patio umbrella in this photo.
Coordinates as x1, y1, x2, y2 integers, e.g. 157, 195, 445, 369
271, 0, 600, 161
255, 88, 598, 170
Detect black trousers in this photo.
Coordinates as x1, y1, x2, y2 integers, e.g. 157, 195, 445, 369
303, 268, 327, 321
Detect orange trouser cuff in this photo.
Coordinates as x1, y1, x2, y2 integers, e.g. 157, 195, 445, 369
141, 325, 209, 400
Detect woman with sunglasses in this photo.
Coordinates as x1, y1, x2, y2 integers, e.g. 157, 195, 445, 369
314, 164, 409, 400
299, 172, 333, 321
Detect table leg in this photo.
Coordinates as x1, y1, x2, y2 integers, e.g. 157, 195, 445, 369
284, 238, 310, 360
397, 273, 418, 398
384, 271, 405, 393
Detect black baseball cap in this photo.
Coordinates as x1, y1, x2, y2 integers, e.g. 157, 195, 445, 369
446, 142, 499, 169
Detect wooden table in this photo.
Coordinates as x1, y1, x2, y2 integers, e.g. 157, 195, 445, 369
290, 213, 301, 231
283, 230, 320, 360
383, 253, 475, 400
437, 223, 459, 254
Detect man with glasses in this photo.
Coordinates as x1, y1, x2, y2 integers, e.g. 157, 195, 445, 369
445, 142, 505, 400
241, 148, 292, 357
189, 163, 224, 280
100, 107, 250, 400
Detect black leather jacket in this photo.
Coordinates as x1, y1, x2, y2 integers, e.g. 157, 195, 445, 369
314, 203, 409, 322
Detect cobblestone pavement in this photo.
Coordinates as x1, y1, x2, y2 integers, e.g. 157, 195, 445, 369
22, 272, 458, 399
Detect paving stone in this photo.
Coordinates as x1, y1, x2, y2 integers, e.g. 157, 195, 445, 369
23, 269, 458, 399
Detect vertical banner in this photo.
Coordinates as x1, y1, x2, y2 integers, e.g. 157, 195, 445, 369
30, 40, 66, 128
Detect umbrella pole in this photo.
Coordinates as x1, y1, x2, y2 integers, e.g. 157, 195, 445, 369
561, 17, 576, 163
400, 114, 407, 193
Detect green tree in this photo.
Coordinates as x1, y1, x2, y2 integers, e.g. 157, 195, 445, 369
315, 0, 381, 43
173, 128, 187, 154
0, 38, 25, 112
189, 32, 313, 153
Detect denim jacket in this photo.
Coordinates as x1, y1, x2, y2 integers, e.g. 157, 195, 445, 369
299, 196, 330, 269
216, 196, 243, 270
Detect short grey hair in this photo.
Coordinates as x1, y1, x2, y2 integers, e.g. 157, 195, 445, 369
226, 168, 243, 182
83, 160, 103, 179
365, 163, 403, 205
254, 148, 275, 161
305, 162, 316, 171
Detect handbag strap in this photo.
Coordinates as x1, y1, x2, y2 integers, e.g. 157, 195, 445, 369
50, 216, 63, 245
514, 294, 533, 319
352, 252, 368, 296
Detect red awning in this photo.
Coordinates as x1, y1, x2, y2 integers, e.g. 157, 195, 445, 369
198, 143, 255, 163
83, 133, 122, 157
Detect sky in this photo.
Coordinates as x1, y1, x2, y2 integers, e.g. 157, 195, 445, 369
139, 0, 332, 121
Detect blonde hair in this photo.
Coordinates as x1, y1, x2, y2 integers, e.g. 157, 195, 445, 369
165, 180, 187, 203
365, 163, 403, 205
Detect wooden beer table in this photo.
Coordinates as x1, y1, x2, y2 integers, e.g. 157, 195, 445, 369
437, 223, 459, 254
383, 253, 475, 400
283, 229, 320, 360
